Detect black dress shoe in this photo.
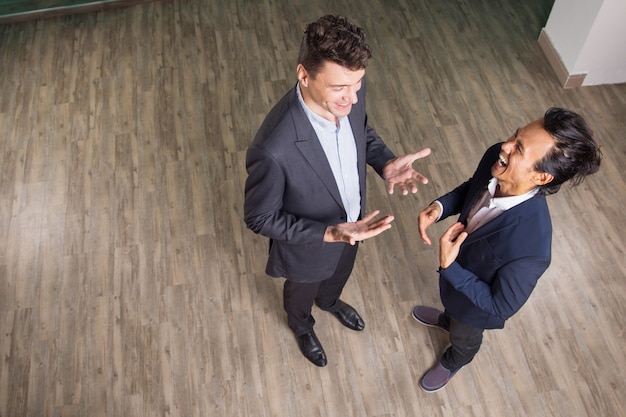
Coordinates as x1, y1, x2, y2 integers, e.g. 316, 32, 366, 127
296, 331, 327, 367
332, 301, 365, 331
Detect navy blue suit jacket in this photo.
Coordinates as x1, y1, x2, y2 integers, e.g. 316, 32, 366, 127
437, 143, 552, 329
244, 81, 395, 282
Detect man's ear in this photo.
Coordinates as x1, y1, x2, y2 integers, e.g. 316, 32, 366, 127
297, 64, 308, 86
534, 171, 554, 186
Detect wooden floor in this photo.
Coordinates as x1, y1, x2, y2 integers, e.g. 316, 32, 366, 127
0, 0, 160, 25
1, 0, 625, 416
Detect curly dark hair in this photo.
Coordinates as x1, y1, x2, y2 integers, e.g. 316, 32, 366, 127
535, 107, 602, 195
297, 15, 372, 78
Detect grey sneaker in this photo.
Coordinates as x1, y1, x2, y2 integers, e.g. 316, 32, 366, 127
419, 361, 460, 393
411, 306, 447, 332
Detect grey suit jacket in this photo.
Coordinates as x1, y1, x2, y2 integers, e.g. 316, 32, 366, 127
244, 81, 395, 282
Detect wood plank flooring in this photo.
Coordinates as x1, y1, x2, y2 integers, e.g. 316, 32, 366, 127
0, 0, 160, 24
0, 0, 625, 416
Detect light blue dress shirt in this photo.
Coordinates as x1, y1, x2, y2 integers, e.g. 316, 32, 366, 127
296, 83, 361, 222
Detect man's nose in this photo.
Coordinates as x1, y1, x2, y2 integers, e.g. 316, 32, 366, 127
345, 87, 358, 104
501, 141, 514, 152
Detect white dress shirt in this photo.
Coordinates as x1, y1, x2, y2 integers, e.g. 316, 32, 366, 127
437, 177, 538, 234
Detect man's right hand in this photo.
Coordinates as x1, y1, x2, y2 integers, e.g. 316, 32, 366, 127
418, 203, 441, 245
324, 210, 394, 245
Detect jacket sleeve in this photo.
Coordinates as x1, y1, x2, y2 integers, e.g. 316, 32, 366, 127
364, 124, 396, 177
243, 144, 328, 244
439, 255, 550, 321
437, 180, 471, 220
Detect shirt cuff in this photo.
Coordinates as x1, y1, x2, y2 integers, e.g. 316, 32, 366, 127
433, 200, 444, 222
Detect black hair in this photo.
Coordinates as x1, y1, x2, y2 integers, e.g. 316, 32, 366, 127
535, 107, 602, 195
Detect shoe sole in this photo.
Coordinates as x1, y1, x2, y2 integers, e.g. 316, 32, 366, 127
419, 379, 450, 393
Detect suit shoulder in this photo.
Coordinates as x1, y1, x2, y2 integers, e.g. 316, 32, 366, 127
250, 88, 299, 151
515, 195, 552, 240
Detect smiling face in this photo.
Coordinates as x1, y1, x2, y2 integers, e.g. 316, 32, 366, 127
492, 119, 556, 197
297, 61, 364, 123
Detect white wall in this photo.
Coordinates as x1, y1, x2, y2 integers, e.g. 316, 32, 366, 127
543, 0, 626, 86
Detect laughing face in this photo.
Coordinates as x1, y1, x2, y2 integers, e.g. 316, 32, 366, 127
297, 61, 364, 124
492, 119, 556, 197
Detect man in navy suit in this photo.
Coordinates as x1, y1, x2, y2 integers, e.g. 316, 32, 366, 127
244, 15, 431, 366
413, 107, 602, 392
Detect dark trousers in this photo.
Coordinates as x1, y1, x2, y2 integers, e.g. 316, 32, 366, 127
283, 243, 358, 336
438, 310, 484, 372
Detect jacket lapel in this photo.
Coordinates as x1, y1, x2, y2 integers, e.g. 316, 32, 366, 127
288, 91, 345, 210
463, 209, 520, 244
462, 195, 543, 244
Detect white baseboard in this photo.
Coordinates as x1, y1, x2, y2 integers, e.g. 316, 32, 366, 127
538, 28, 587, 89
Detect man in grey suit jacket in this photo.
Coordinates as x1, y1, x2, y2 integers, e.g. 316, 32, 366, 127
413, 108, 601, 392
244, 15, 431, 366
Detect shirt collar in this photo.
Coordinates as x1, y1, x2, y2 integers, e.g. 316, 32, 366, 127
487, 177, 538, 211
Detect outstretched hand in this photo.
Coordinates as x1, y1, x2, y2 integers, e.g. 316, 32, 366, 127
418, 202, 442, 245
383, 148, 431, 195
439, 222, 468, 269
324, 210, 395, 245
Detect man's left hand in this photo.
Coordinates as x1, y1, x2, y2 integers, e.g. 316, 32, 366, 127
383, 148, 431, 195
